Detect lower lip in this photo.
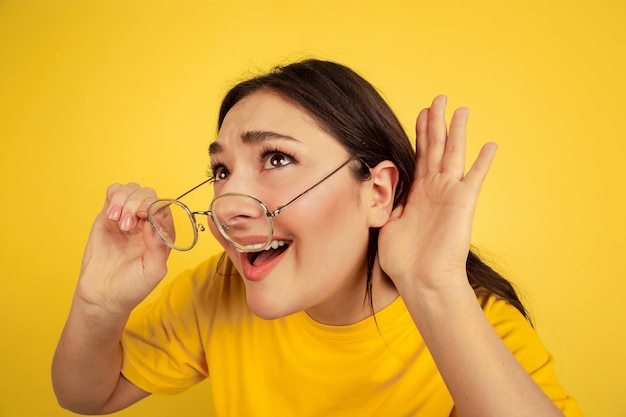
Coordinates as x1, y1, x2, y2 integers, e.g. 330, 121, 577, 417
239, 246, 289, 282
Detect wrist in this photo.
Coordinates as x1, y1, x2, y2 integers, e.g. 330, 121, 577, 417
70, 291, 132, 330
396, 273, 480, 325
393, 268, 472, 298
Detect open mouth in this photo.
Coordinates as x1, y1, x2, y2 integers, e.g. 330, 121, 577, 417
246, 241, 290, 266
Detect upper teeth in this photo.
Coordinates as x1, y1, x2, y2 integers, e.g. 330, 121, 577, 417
266, 240, 287, 250
236, 240, 288, 252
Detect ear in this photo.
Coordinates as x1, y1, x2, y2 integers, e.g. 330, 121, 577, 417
365, 160, 399, 228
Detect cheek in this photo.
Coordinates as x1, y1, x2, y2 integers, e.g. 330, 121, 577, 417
288, 187, 369, 257
295, 207, 370, 292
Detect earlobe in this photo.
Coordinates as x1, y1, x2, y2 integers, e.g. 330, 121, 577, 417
367, 161, 399, 227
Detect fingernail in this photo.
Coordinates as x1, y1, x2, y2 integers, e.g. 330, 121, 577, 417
108, 205, 122, 221
121, 213, 133, 231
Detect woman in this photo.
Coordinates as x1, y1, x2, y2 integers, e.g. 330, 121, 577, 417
52, 59, 581, 416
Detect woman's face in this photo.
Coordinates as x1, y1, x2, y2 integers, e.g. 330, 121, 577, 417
209, 91, 374, 324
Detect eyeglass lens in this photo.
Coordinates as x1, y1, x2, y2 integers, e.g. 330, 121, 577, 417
148, 200, 199, 251
211, 194, 273, 252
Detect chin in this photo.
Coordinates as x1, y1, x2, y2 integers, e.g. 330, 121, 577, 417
245, 291, 300, 321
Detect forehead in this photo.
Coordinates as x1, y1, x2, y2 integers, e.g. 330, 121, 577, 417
211, 91, 330, 153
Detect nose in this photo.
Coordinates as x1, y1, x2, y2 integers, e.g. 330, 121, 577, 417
213, 194, 264, 224
210, 194, 270, 246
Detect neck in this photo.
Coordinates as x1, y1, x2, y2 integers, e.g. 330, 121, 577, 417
305, 258, 398, 326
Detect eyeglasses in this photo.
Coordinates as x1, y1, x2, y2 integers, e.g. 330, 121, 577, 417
147, 158, 357, 252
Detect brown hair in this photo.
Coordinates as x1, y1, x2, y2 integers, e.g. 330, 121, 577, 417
217, 59, 529, 321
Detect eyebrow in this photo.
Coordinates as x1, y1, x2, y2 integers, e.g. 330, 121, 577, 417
208, 130, 300, 155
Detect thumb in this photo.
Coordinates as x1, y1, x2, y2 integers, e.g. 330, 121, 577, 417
141, 221, 170, 281
388, 203, 405, 223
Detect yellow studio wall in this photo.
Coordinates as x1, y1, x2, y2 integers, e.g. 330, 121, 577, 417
0, 1, 623, 416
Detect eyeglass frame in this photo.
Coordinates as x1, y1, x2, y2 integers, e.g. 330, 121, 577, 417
147, 156, 363, 252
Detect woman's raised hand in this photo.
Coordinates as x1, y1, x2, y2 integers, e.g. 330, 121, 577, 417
378, 95, 497, 293
75, 183, 171, 317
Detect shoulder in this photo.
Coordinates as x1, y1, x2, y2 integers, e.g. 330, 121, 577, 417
169, 252, 245, 309
475, 291, 583, 415
476, 290, 554, 379
475, 290, 540, 351
138, 252, 247, 325
182, 251, 241, 294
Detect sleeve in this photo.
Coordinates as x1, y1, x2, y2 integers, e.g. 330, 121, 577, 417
479, 294, 584, 417
120, 255, 221, 395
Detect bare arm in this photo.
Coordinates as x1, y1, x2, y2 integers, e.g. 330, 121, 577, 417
399, 282, 562, 416
378, 96, 563, 416
52, 297, 149, 414
52, 183, 170, 414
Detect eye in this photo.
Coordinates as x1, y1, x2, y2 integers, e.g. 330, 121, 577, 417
210, 164, 230, 182
261, 150, 295, 170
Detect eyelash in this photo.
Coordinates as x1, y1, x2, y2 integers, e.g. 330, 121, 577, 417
258, 145, 298, 169
207, 146, 298, 183
206, 164, 225, 183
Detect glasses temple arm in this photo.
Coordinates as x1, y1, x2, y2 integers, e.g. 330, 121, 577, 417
271, 157, 358, 216
175, 178, 213, 200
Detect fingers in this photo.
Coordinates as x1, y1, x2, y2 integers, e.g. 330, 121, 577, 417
416, 96, 469, 179
105, 183, 158, 232
464, 142, 498, 190
415, 108, 429, 179
443, 107, 469, 180
141, 220, 171, 278
426, 95, 448, 174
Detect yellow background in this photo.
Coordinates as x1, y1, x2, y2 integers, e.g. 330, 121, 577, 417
0, 1, 624, 416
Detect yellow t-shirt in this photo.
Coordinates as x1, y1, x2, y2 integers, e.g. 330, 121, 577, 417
121, 252, 582, 416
